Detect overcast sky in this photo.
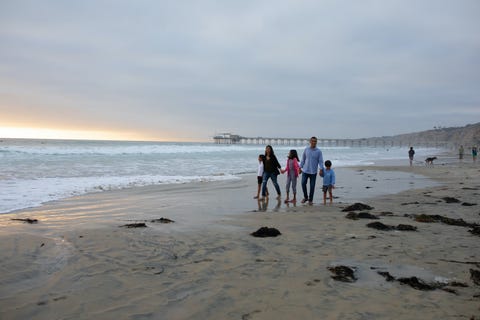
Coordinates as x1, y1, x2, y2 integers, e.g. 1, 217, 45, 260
1, 0, 479, 141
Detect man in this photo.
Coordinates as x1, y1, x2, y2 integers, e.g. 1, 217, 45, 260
408, 147, 415, 167
300, 137, 324, 204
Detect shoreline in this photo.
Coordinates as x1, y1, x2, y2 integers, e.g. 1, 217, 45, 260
0, 165, 442, 232
0, 139, 453, 216
2, 144, 458, 218
1, 161, 479, 319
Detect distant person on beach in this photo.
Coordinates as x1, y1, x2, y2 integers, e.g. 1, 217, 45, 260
459, 145, 464, 160
322, 160, 335, 205
300, 137, 324, 204
261, 145, 282, 200
254, 154, 268, 199
281, 149, 300, 203
408, 147, 415, 166
472, 146, 478, 163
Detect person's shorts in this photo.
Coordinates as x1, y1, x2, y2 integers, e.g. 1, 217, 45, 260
322, 185, 333, 193
257, 176, 263, 185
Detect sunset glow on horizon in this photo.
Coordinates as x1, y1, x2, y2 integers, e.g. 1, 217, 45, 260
0, 126, 208, 142
0, 126, 155, 142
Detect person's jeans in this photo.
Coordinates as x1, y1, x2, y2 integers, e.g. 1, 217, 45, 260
262, 172, 281, 197
301, 172, 317, 202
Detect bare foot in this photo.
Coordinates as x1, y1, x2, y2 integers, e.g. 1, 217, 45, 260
301, 198, 307, 203
284, 199, 289, 204
254, 196, 259, 199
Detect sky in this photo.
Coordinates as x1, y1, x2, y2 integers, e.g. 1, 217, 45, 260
1, 0, 479, 141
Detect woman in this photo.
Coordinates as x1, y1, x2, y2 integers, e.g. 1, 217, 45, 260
261, 145, 282, 200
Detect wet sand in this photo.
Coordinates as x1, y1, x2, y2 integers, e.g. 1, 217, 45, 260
0, 163, 479, 319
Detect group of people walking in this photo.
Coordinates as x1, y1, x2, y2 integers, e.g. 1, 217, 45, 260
409, 145, 478, 166
254, 137, 335, 205
458, 145, 478, 163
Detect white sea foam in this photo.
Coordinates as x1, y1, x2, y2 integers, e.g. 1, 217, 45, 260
0, 141, 262, 155
0, 174, 240, 214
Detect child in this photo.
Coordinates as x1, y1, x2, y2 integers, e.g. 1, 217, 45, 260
281, 149, 300, 203
322, 160, 335, 205
254, 154, 268, 199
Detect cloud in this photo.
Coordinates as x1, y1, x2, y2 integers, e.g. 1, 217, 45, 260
1, 0, 479, 140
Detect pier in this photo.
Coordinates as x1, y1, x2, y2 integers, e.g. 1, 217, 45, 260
213, 133, 453, 149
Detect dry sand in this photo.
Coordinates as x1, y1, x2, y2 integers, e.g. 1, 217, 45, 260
0, 162, 479, 319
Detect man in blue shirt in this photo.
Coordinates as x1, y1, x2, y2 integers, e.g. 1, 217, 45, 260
300, 137, 324, 204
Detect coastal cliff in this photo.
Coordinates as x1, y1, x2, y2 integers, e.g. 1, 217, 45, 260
373, 122, 480, 149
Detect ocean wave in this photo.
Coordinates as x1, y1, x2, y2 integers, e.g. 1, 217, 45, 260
0, 143, 269, 156
0, 174, 241, 214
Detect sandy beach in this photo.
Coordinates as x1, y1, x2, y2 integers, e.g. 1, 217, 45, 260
1, 162, 479, 319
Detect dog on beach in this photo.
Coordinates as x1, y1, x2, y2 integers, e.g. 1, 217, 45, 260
425, 157, 437, 166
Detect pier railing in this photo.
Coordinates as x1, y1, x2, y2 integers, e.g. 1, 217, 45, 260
213, 133, 453, 149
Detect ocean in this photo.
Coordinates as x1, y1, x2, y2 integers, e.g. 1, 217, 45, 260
0, 138, 443, 214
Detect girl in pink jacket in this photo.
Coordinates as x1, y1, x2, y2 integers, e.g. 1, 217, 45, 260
281, 149, 300, 203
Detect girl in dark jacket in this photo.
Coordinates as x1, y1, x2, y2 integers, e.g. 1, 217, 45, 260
261, 145, 282, 199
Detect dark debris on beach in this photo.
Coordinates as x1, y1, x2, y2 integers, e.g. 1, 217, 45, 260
407, 214, 478, 228
328, 266, 357, 282
469, 226, 480, 237
120, 223, 147, 228
366, 221, 417, 231
401, 201, 420, 206
395, 224, 418, 231
365, 221, 393, 231
462, 202, 478, 206
379, 211, 395, 216
120, 217, 175, 228
341, 203, 374, 212
150, 217, 175, 223
471, 269, 480, 286
377, 271, 466, 293
251, 227, 281, 238
327, 265, 470, 295
11, 218, 38, 224
345, 212, 379, 220
442, 197, 461, 203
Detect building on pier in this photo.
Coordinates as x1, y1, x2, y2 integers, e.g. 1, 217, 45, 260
213, 133, 242, 144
